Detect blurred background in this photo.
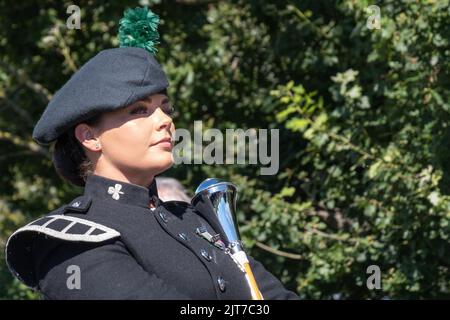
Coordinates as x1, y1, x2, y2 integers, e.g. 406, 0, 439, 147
0, 0, 449, 299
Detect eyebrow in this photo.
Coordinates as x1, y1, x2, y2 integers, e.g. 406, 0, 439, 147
144, 96, 170, 104
144, 96, 169, 103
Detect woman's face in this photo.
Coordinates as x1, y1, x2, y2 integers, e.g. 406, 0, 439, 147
77, 93, 175, 184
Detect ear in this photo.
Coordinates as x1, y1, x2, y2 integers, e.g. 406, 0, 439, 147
74, 123, 101, 152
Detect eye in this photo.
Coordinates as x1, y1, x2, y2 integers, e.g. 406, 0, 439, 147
163, 105, 176, 116
130, 105, 148, 114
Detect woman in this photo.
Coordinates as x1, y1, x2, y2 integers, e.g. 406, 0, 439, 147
5, 7, 299, 300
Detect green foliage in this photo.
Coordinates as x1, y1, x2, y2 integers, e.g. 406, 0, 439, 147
0, 0, 449, 299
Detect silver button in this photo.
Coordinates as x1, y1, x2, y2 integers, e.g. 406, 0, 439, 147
217, 277, 226, 292
200, 249, 212, 261
159, 212, 168, 223
72, 201, 81, 207
179, 233, 188, 241
196, 226, 207, 235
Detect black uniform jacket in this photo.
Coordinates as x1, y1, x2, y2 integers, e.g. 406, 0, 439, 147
5, 174, 300, 300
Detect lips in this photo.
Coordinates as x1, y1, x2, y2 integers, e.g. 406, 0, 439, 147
151, 137, 173, 148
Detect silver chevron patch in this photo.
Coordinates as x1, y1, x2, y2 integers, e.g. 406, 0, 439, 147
11, 214, 120, 243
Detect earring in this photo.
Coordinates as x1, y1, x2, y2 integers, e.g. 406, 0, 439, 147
95, 143, 100, 149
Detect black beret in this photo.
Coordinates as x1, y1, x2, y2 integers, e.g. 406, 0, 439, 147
32, 47, 169, 145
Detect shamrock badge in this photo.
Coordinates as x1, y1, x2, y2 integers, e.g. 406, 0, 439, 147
108, 183, 124, 200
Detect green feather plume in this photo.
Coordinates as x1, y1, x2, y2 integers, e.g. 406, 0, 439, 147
118, 6, 160, 55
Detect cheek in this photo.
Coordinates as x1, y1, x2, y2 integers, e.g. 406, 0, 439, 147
101, 122, 150, 158
99, 116, 174, 172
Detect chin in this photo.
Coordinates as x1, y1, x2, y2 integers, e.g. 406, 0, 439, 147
149, 155, 174, 174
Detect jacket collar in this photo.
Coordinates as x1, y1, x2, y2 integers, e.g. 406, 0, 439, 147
83, 174, 159, 209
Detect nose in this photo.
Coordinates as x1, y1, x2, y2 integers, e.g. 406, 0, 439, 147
155, 108, 173, 132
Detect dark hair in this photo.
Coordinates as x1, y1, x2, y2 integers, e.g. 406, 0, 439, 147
52, 114, 102, 187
